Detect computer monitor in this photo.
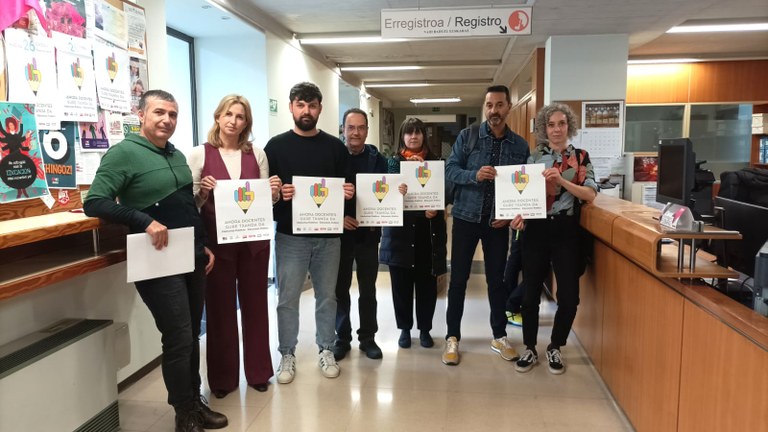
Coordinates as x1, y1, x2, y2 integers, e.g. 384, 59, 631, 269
712, 196, 768, 278
656, 138, 696, 207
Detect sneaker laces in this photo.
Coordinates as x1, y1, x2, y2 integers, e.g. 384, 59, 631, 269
548, 349, 562, 365
278, 354, 296, 372
497, 336, 511, 348
319, 350, 336, 369
446, 338, 459, 353
521, 349, 536, 363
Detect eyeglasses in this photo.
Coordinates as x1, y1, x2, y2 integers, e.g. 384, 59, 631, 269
345, 125, 368, 133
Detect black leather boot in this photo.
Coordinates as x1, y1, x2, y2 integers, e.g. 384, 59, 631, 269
194, 396, 228, 429
175, 405, 204, 432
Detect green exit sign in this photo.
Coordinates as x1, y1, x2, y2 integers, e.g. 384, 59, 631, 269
269, 99, 278, 115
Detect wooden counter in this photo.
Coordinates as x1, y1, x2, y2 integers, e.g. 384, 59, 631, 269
0, 212, 126, 301
574, 194, 767, 432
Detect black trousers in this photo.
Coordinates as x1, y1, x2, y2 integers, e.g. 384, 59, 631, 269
521, 216, 582, 350
446, 216, 509, 340
335, 233, 380, 343
135, 258, 206, 408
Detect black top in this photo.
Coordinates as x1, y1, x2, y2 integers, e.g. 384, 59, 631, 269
265, 129, 349, 236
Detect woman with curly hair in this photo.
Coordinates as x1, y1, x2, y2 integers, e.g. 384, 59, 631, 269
511, 103, 598, 375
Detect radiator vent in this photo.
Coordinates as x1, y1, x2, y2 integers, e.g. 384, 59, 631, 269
0, 319, 112, 379
74, 400, 120, 432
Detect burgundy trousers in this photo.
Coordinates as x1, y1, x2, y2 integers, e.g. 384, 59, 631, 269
205, 243, 273, 392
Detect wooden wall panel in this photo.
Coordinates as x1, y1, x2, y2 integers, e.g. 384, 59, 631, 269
689, 60, 768, 103
601, 247, 684, 432
677, 300, 768, 432
626, 64, 691, 104
573, 240, 609, 370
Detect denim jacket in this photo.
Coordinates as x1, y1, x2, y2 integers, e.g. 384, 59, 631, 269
446, 121, 529, 223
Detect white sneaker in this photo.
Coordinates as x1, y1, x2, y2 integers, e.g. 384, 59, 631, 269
442, 336, 460, 365
318, 349, 340, 378
276, 354, 296, 384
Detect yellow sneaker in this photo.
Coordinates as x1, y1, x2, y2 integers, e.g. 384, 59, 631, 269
506, 312, 523, 327
442, 336, 460, 365
491, 336, 519, 361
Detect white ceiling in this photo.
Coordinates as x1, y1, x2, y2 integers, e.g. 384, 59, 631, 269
167, 0, 768, 108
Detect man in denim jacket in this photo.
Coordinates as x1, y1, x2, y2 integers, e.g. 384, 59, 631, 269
442, 85, 530, 366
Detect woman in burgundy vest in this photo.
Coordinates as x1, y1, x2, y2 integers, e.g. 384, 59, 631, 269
190, 95, 281, 396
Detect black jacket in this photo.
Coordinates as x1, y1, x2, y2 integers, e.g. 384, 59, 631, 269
379, 152, 447, 276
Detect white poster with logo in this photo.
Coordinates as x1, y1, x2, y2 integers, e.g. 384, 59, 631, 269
291, 176, 344, 234
92, 41, 131, 113
495, 164, 547, 219
53, 32, 98, 122
355, 173, 404, 227
4, 29, 59, 129
212, 179, 274, 244
400, 160, 445, 211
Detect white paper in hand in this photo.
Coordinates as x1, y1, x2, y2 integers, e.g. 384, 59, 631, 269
126, 227, 195, 283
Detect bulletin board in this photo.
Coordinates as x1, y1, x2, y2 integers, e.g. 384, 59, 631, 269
0, 0, 147, 216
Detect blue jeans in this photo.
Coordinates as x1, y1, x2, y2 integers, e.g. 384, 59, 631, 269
134, 258, 206, 408
275, 232, 340, 354
446, 216, 510, 340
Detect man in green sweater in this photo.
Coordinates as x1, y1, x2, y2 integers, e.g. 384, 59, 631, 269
84, 90, 226, 432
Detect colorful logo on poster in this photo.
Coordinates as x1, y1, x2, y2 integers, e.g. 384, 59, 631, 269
106, 53, 118, 83
372, 176, 389, 202
71, 58, 84, 90
233, 181, 255, 214
25, 59, 42, 96
512, 166, 530, 194
415, 162, 431, 187
310, 178, 329, 207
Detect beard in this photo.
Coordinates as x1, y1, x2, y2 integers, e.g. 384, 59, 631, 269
487, 115, 504, 126
294, 114, 318, 132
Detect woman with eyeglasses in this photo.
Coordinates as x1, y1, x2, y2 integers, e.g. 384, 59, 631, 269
379, 117, 447, 349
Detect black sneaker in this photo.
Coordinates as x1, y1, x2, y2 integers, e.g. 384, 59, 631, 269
546, 348, 565, 375
515, 349, 538, 373
194, 396, 228, 429
332, 341, 351, 360
359, 340, 383, 359
398, 329, 411, 348
419, 331, 434, 348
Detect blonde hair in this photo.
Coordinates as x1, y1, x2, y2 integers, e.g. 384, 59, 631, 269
207, 94, 253, 151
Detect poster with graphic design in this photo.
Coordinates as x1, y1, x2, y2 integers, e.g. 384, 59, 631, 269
0, 103, 50, 203
400, 160, 445, 211
355, 173, 403, 227
291, 176, 344, 234
39, 122, 78, 189
42, 0, 87, 38
53, 31, 98, 122
124, 3, 147, 59
213, 179, 274, 244
80, 109, 109, 150
92, 0, 128, 48
129, 57, 148, 113
121, 114, 140, 135
93, 41, 131, 112
495, 163, 546, 219
4, 29, 59, 129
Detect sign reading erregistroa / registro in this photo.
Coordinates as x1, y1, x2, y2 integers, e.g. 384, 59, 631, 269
381, 7, 532, 39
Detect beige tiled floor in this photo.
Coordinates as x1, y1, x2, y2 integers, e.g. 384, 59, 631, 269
118, 271, 634, 431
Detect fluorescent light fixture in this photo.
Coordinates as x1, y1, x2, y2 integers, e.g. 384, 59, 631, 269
340, 65, 422, 71
365, 83, 430, 88
299, 36, 407, 44
627, 58, 701, 65
667, 22, 768, 33
410, 97, 462, 104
